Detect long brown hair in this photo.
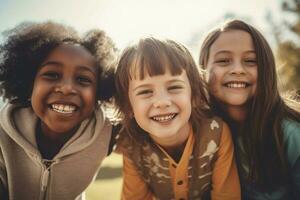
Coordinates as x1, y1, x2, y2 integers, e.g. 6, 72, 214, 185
199, 19, 300, 191
115, 37, 211, 144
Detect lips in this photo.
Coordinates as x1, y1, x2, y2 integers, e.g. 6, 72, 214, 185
151, 113, 177, 122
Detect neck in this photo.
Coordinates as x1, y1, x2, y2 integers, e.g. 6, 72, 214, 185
40, 121, 77, 144
151, 124, 190, 162
36, 122, 77, 159
218, 102, 249, 123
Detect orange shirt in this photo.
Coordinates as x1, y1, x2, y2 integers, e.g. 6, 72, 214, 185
121, 123, 241, 200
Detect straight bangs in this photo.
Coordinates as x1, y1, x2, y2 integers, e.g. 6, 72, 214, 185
129, 38, 191, 80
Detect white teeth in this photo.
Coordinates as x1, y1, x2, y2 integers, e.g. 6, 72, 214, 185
59, 105, 64, 111
226, 83, 246, 88
51, 104, 76, 114
152, 114, 176, 122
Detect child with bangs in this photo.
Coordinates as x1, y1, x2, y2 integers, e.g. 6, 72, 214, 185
115, 37, 241, 200
0, 21, 117, 200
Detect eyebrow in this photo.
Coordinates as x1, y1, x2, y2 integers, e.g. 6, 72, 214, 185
132, 78, 186, 92
40, 61, 63, 68
214, 50, 256, 55
77, 66, 97, 76
40, 61, 97, 78
132, 84, 151, 93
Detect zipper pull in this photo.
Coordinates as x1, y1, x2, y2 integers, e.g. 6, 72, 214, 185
43, 160, 54, 169
40, 159, 55, 192
41, 169, 50, 192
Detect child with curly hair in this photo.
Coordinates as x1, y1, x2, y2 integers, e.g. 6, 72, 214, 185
115, 37, 240, 200
0, 22, 117, 200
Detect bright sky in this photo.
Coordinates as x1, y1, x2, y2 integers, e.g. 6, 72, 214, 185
0, 0, 282, 51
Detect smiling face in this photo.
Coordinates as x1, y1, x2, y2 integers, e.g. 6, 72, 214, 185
206, 30, 257, 114
31, 44, 97, 138
128, 69, 192, 146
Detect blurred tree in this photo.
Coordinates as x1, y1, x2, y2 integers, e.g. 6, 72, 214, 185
274, 0, 300, 94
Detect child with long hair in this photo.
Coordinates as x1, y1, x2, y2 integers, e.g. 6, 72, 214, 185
0, 21, 117, 199
199, 19, 300, 199
115, 37, 240, 200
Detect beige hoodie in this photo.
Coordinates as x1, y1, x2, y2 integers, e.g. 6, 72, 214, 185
0, 103, 112, 200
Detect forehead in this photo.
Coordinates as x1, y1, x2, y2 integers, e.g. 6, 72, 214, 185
210, 30, 254, 54
44, 44, 96, 70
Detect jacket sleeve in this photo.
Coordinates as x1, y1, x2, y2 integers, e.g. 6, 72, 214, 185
291, 158, 300, 198
0, 147, 8, 199
283, 120, 300, 197
211, 122, 241, 200
121, 155, 154, 200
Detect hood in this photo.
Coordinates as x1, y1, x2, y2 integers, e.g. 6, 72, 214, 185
0, 103, 107, 159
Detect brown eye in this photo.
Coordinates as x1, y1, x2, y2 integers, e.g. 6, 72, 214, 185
137, 89, 152, 96
77, 76, 93, 86
244, 59, 257, 66
215, 58, 230, 66
42, 71, 59, 80
168, 85, 183, 91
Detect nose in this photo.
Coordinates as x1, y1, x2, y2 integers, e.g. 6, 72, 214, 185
54, 78, 77, 95
230, 61, 246, 75
153, 91, 172, 109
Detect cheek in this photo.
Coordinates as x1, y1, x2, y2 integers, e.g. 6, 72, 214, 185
130, 100, 144, 114
131, 104, 146, 127
130, 99, 149, 124
183, 91, 192, 106
81, 88, 97, 116
30, 80, 46, 105
128, 90, 145, 113
30, 81, 49, 117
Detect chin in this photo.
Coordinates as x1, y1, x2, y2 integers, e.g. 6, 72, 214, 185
227, 102, 247, 106
224, 97, 249, 106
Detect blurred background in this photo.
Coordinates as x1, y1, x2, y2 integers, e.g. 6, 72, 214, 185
0, 0, 300, 199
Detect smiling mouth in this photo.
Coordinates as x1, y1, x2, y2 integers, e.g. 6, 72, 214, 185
151, 113, 177, 122
51, 104, 77, 114
224, 82, 250, 88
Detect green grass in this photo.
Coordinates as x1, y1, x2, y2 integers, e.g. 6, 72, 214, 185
86, 153, 123, 200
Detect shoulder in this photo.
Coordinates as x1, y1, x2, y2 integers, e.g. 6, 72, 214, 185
0, 103, 22, 128
282, 119, 300, 167
282, 119, 300, 137
282, 119, 300, 145
94, 104, 114, 133
197, 116, 226, 146
201, 115, 224, 132
114, 128, 133, 155
201, 115, 233, 146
